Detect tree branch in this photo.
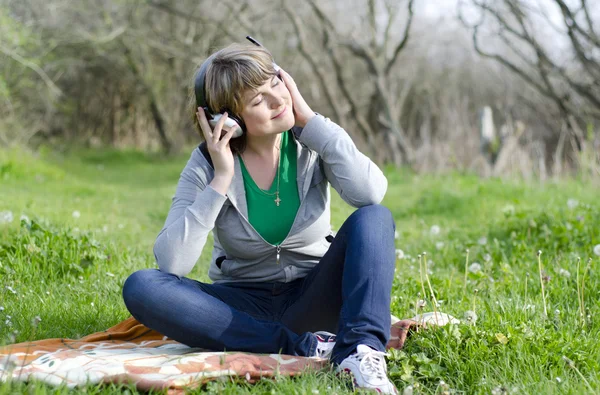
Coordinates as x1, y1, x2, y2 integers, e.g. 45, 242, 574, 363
306, 0, 379, 75
146, 0, 238, 41
382, 0, 399, 59
0, 44, 62, 97
281, 0, 342, 122
322, 28, 377, 151
384, 0, 414, 76
553, 0, 600, 48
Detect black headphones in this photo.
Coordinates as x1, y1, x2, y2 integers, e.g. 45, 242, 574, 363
194, 36, 280, 138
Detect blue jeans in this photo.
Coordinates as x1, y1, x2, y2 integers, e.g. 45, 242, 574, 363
122, 204, 396, 364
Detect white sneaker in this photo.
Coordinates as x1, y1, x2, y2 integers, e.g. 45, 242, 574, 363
313, 331, 336, 359
336, 344, 398, 394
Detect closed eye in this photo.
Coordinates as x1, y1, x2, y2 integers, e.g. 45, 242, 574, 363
252, 78, 280, 106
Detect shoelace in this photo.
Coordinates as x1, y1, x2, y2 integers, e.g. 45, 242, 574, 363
358, 349, 388, 380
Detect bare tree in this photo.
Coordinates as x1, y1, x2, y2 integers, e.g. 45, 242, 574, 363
459, 0, 600, 150
283, 0, 416, 166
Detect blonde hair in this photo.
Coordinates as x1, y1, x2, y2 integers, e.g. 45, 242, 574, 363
189, 43, 277, 154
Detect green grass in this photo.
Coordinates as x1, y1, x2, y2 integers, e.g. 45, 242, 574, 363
0, 147, 599, 394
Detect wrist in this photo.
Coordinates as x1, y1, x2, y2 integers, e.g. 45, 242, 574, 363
211, 172, 233, 196
299, 112, 316, 128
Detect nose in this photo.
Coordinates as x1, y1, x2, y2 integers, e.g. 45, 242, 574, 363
270, 96, 284, 109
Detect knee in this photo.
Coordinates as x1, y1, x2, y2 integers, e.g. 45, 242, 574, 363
350, 204, 395, 231
122, 269, 165, 309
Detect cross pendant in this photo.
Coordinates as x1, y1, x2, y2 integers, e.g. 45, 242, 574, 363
274, 195, 281, 206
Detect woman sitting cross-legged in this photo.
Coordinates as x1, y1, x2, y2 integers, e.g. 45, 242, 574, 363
122, 41, 398, 394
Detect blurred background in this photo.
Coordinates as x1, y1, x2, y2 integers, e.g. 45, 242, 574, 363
0, 0, 598, 179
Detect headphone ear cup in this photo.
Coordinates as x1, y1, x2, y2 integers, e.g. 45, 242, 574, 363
228, 113, 245, 136
209, 112, 245, 138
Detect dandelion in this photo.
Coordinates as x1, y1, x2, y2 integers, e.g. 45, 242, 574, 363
563, 356, 594, 392
484, 253, 491, 262
25, 243, 41, 254
491, 386, 508, 395
422, 253, 440, 323
463, 249, 470, 298
418, 255, 427, 303
435, 241, 444, 250
72, 210, 81, 219
469, 262, 482, 274
438, 380, 450, 393
417, 299, 427, 309
567, 199, 579, 209
558, 268, 571, 278
464, 310, 478, 325
537, 250, 548, 317
0, 211, 14, 224
594, 244, 600, 256
478, 236, 487, 246
430, 225, 441, 235
502, 205, 515, 215
402, 385, 414, 395
395, 249, 405, 259
31, 316, 42, 327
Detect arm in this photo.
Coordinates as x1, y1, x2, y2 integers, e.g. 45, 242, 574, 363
153, 151, 228, 277
278, 69, 387, 207
299, 114, 388, 207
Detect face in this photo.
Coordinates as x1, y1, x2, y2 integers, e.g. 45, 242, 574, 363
239, 75, 295, 137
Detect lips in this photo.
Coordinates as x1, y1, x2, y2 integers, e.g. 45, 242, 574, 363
272, 106, 286, 119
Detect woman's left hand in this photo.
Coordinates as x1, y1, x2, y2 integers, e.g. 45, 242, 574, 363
279, 69, 315, 128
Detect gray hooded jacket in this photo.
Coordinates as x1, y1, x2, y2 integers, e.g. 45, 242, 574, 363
153, 114, 388, 283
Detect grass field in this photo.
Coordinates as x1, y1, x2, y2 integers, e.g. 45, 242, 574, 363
1, 147, 599, 394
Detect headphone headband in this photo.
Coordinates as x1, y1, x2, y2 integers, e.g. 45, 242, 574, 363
194, 53, 217, 111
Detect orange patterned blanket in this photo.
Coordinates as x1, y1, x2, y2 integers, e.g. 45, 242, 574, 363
0, 316, 421, 393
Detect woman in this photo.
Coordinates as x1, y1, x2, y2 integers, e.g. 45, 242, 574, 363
122, 42, 397, 394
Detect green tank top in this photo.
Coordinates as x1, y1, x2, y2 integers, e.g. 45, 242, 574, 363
239, 130, 300, 245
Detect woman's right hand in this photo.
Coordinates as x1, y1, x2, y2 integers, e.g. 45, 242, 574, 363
196, 108, 237, 180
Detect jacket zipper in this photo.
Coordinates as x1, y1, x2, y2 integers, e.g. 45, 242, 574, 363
227, 145, 315, 265
230, 162, 311, 264
276, 245, 281, 265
